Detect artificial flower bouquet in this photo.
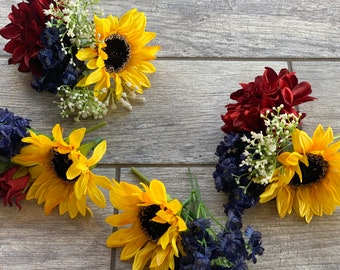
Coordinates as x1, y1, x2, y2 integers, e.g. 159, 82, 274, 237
0, 107, 112, 218
214, 67, 340, 224
106, 168, 264, 269
0, 0, 160, 121
0, 107, 264, 269
2, 66, 339, 269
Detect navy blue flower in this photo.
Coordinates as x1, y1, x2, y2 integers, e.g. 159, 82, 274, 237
215, 230, 247, 264
245, 226, 264, 263
213, 133, 249, 193
31, 27, 80, 94
180, 218, 217, 270
0, 108, 30, 159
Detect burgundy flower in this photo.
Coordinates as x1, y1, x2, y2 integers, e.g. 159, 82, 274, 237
0, 166, 30, 209
0, 0, 53, 75
221, 67, 315, 133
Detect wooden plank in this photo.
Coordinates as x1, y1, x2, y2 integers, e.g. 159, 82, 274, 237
113, 166, 340, 269
1, 0, 340, 58
0, 58, 288, 165
0, 168, 115, 269
292, 61, 340, 134
114, 166, 227, 270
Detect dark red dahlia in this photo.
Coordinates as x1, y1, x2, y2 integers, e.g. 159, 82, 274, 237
0, 166, 30, 209
221, 67, 315, 133
0, 0, 53, 75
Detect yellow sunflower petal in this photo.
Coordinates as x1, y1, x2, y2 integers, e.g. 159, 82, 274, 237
105, 179, 184, 270
292, 128, 312, 154
150, 246, 170, 267
113, 74, 123, 98
51, 124, 64, 143
66, 161, 81, 180
311, 125, 333, 150
121, 236, 148, 260
76, 47, 98, 61
149, 179, 167, 203
87, 180, 106, 208
259, 182, 280, 203
94, 70, 111, 91
74, 173, 89, 200
76, 193, 87, 216
276, 185, 293, 218
278, 151, 303, 166
106, 211, 138, 227
87, 140, 107, 167
133, 242, 156, 270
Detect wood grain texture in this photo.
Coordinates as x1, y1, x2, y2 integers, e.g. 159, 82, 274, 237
114, 167, 340, 270
0, 58, 288, 164
1, 0, 340, 269
1, 0, 340, 58
0, 168, 115, 270
292, 61, 340, 134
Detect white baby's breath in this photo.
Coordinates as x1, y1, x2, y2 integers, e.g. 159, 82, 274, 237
241, 106, 301, 185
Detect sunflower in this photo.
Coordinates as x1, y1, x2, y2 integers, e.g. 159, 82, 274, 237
76, 8, 160, 103
11, 124, 113, 218
260, 125, 340, 223
106, 179, 187, 270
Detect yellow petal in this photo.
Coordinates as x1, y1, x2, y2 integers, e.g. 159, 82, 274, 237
87, 180, 106, 208
68, 128, 86, 149
76, 194, 87, 216
106, 211, 138, 227
66, 161, 81, 180
292, 128, 312, 154
94, 71, 111, 91
149, 180, 167, 203
113, 74, 123, 98
276, 185, 293, 218
312, 125, 333, 150
278, 151, 303, 166
88, 140, 106, 167
76, 47, 98, 61
259, 182, 279, 203
74, 174, 89, 200
51, 124, 64, 142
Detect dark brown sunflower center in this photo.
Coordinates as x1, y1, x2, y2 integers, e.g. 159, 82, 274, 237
51, 150, 78, 183
138, 204, 170, 242
103, 34, 130, 73
290, 153, 329, 186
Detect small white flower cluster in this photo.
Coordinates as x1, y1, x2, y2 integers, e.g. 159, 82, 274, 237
56, 85, 108, 122
44, 0, 101, 57
240, 105, 301, 185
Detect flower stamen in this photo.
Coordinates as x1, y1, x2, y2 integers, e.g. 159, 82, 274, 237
51, 150, 78, 183
139, 204, 170, 241
290, 154, 329, 186
103, 34, 130, 73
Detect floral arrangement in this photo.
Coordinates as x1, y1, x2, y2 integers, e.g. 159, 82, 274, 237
214, 66, 340, 227
1, 106, 264, 268
2, 65, 340, 269
0, 107, 113, 218
0, 0, 160, 121
106, 168, 264, 269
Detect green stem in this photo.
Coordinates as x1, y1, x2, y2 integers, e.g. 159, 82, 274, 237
85, 121, 107, 135
131, 167, 151, 186
131, 167, 173, 202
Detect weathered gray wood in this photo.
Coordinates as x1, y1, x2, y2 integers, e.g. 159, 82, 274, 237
114, 167, 227, 270
0, 168, 115, 269
0, 58, 288, 165
114, 166, 340, 269
1, 0, 340, 58
1, 0, 340, 269
292, 61, 340, 134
